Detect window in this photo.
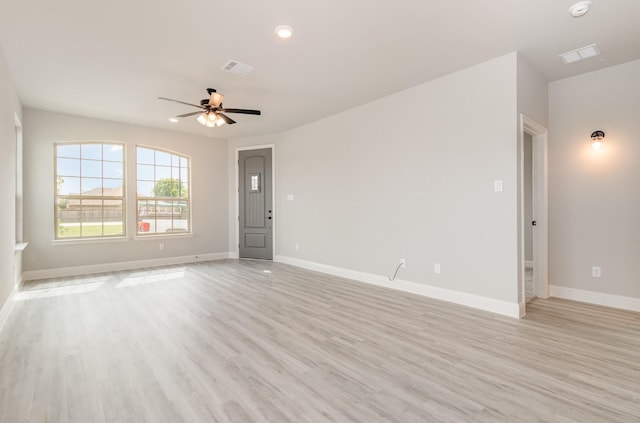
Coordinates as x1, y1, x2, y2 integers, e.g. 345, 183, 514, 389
136, 146, 190, 235
55, 142, 125, 239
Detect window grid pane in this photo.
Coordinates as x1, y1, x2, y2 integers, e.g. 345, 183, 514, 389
136, 147, 190, 236
55, 142, 125, 240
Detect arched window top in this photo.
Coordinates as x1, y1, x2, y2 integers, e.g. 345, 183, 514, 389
136, 146, 191, 235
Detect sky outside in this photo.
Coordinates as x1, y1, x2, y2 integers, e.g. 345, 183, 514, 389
56, 144, 188, 197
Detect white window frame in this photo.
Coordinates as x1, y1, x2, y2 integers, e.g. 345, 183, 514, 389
135, 145, 191, 237
54, 141, 126, 240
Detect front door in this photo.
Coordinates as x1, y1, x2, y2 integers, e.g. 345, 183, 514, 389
239, 148, 273, 260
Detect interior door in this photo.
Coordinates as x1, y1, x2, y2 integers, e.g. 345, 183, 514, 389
239, 148, 273, 260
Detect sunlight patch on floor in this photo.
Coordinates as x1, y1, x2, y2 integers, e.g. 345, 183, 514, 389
15, 278, 107, 301
116, 267, 186, 288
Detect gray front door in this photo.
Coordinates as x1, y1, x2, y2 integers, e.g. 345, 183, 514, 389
239, 148, 273, 260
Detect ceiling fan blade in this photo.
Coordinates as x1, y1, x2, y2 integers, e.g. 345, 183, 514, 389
176, 111, 203, 118
158, 97, 206, 109
218, 108, 261, 115
217, 113, 236, 125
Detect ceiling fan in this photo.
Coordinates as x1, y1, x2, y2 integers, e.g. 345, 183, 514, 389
158, 88, 261, 127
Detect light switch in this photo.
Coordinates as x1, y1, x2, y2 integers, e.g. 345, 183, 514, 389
287, 194, 294, 201
494, 180, 503, 192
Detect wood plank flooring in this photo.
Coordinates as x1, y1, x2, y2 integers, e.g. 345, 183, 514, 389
0, 259, 638, 422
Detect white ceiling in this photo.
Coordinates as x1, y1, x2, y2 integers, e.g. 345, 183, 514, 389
1, 0, 639, 139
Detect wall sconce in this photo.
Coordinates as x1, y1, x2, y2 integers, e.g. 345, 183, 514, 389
591, 130, 605, 150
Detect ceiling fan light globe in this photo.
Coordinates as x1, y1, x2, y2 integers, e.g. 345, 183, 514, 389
196, 113, 208, 125
215, 119, 225, 127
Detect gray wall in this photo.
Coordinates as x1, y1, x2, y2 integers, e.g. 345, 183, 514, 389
23, 109, 229, 271
549, 59, 640, 298
0, 47, 22, 311
229, 53, 521, 304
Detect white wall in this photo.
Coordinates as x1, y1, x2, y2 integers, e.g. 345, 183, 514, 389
516, 54, 549, 303
549, 59, 640, 299
23, 109, 229, 273
517, 54, 548, 129
0, 47, 22, 313
229, 53, 521, 307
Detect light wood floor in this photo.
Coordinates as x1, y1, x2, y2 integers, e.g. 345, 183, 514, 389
0, 260, 638, 422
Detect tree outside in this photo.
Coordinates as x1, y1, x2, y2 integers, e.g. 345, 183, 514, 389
153, 178, 187, 198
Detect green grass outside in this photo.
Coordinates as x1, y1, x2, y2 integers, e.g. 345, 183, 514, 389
58, 224, 124, 238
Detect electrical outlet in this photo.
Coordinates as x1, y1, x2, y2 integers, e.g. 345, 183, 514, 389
400, 258, 406, 268
159, 242, 164, 250
494, 180, 503, 192
592, 266, 601, 277
434, 263, 441, 274
295, 243, 299, 251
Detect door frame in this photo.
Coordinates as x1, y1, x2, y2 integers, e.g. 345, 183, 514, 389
235, 144, 276, 259
14, 113, 23, 244
519, 115, 549, 313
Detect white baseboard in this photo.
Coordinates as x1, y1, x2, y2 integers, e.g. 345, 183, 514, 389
23, 252, 234, 282
550, 285, 640, 312
518, 302, 526, 318
275, 255, 521, 318
0, 286, 18, 336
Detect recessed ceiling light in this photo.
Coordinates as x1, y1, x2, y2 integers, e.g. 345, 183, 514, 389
275, 25, 293, 39
569, 1, 591, 17
168, 117, 179, 123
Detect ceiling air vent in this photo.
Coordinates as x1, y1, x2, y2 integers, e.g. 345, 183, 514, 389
558, 44, 600, 64
220, 60, 255, 76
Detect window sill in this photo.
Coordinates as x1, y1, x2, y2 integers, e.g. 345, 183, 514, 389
15, 242, 29, 252
134, 233, 194, 241
52, 236, 130, 246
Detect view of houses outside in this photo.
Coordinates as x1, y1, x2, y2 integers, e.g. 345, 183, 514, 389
55, 143, 190, 239
136, 146, 190, 235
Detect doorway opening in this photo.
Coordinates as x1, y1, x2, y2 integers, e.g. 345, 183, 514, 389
523, 131, 535, 303
235, 145, 275, 260
519, 115, 549, 314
